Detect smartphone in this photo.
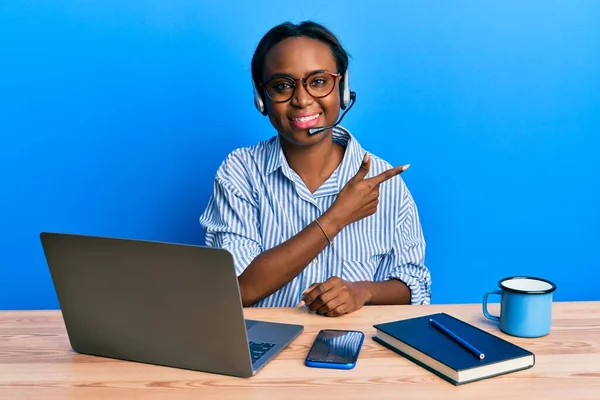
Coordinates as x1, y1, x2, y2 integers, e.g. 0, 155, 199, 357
304, 329, 365, 369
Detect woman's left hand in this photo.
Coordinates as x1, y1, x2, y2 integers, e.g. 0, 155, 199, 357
301, 277, 371, 317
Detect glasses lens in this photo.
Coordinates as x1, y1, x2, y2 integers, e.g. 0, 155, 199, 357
265, 78, 295, 102
305, 72, 336, 98
263, 72, 338, 102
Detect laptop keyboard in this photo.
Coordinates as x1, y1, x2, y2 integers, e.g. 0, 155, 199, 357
249, 341, 276, 364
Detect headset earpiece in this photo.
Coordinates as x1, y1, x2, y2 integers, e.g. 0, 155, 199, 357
253, 80, 267, 116
340, 70, 351, 110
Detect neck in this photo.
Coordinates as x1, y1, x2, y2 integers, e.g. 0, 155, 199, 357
280, 132, 345, 193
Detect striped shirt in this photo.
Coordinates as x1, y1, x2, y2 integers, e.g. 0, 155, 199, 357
199, 126, 431, 307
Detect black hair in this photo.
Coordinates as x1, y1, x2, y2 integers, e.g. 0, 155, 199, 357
251, 21, 349, 87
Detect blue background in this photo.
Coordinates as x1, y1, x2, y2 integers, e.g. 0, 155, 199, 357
1, 1, 599, 310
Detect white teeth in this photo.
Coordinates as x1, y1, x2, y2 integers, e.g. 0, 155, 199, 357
291, 114, 319, 122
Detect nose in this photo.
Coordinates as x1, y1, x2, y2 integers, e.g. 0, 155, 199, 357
290, 80, 314, 108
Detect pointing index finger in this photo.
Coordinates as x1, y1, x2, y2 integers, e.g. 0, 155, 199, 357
368, 164, 410, 186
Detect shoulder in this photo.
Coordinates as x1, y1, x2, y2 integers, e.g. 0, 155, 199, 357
360, 149, 402, 184
346, 130, 413, 210
366, 152, 394, 174
215, 137, 275, 180
363, 151, 409, 199
343, 128, 408, 194
211, 137, 276, 199
343, 128, 394, 177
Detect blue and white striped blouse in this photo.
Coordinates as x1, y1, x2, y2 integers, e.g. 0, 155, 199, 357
199, 126, 431, 306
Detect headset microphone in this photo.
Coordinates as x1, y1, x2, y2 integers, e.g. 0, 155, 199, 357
308, 91, 357, 136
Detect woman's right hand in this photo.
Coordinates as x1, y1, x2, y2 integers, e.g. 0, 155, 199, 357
320, 153, 409, 233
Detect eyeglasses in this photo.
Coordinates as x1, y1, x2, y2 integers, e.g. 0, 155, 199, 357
260, 70, 341, 103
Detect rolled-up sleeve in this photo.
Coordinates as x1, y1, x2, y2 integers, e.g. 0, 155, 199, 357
375, 186, 431, 304
199, 155, 262, 276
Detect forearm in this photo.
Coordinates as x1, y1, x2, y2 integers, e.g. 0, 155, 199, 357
359, 279, 411, 305
238, 210, 344, 306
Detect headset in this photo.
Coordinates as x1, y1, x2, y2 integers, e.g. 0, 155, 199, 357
253, 70, 352, 116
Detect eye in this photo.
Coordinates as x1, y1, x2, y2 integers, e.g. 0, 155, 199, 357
270, 80, 294, 93
309, 77, 329, 87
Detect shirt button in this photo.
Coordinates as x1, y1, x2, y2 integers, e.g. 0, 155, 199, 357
312, 258, 317, 264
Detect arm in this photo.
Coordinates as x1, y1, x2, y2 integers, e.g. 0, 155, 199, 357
360, 279, 412, 305
200, 156, 345, 307
238, 209, 341, 307
302, 182, 430, 315
201, 152, 407, 307
371, 185, 431, 305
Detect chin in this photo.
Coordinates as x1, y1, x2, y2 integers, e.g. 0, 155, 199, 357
279, 132, 312, 145
273, 116, 334, 146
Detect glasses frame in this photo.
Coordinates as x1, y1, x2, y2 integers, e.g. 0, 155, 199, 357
260, 70, 342, 103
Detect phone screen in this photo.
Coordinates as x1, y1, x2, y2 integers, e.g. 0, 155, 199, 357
306, 329, 364, 364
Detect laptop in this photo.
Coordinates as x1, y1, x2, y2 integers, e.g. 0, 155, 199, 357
39, 232, 304, 377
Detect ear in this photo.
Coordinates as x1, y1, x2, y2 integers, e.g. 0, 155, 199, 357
339, 70, 351, 110
253, 79, 267, 116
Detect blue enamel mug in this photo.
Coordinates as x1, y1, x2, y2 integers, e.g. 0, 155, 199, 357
483, 276, 557, 338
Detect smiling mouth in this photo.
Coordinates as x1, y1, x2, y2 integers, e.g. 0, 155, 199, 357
289, 113, 320, 123
288, 113, 322, 130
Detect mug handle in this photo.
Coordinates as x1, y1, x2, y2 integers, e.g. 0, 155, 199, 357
483, 290, 502, 322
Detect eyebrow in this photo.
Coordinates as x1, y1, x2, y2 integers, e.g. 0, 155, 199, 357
265, 69, 328, 82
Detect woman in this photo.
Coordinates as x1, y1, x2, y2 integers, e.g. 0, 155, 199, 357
200, 21, 431, 316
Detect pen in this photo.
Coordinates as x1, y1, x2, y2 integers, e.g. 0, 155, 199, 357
430, 318, 485, 360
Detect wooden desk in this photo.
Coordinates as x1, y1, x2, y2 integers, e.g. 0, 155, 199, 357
1, 302, 599, 400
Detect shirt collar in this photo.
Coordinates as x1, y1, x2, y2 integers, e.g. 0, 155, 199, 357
263, 136, 284, 176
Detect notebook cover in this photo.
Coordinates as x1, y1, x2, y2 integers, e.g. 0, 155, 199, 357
372, 336, 462, 385
373, 312, 535, 384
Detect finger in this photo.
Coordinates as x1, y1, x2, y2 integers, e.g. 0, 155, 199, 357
308, 277, 343, 311
316, 294, 345, 315
310, 287, 343, 312
368, 164, 410, 186
324, 302, 347, 317
304, 276, 341, 306
303, 280, 337, 306
370, 185, 380, 199
351, 152, 371, 182
358, 198, 379, 215
368, 202, 378, 215
303, 283, 319, 296
297, 283, 320, 307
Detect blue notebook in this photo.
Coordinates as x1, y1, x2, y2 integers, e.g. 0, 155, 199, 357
373, 312, 535, 385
